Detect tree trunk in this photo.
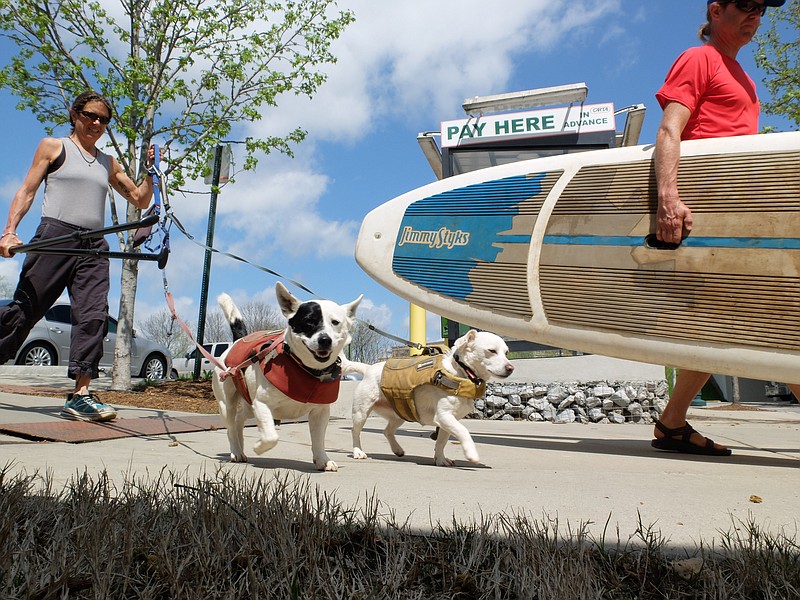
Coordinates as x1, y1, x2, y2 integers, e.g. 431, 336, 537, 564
110, 60, 149, 390
110, 202, 142, 391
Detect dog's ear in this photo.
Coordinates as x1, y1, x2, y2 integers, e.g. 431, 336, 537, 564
275, 281, 300, 319
452, 329, 477, 354
342, 295, 363, 346
345, 295, 363, 320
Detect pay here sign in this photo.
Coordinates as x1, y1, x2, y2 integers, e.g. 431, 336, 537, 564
440, 103, 615, 148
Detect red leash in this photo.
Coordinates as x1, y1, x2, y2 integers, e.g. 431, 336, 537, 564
164, 289, 228, 372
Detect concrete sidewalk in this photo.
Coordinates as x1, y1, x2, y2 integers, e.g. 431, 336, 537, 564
0, 363, 797, 550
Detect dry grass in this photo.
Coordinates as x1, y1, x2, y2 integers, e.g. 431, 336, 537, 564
0, 466, 798, 599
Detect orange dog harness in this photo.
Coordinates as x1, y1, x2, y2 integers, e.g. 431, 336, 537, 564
223, 331, 341, 405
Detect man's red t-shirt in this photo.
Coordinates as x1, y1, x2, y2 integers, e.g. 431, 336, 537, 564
656, 44, 759, 141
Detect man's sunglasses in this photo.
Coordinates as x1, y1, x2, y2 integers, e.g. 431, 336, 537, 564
722, 0, 768, 16
78, 110, 111, 125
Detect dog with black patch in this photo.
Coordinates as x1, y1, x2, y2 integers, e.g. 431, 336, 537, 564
212, 281, 362, 471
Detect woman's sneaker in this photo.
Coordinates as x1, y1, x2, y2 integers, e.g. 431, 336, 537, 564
61, 392, 117, 422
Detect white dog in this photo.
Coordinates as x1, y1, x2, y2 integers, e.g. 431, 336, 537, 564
348, 330, 514, 467
212, 282, 361, 471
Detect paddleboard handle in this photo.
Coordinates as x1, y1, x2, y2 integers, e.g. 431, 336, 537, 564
644, 234, 682, 250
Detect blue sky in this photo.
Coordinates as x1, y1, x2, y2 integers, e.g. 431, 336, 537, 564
0, 0, 794, 345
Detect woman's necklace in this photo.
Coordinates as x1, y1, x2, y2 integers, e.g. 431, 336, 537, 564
68, 136, 98, 166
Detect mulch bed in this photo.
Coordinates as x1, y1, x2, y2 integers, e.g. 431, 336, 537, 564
0, 379, 218, 414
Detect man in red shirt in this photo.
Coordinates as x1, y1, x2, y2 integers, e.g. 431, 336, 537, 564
652, 0, 799, 456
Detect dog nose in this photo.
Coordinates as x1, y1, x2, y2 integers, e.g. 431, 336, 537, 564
318, 334, 332, 349
506, 363, 515, 374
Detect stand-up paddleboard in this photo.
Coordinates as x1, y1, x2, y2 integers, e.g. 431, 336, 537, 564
356, 131, 800, 384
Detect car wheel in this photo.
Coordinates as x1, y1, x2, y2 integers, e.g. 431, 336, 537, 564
140, 353, 168, 380
16, 342, 57, 367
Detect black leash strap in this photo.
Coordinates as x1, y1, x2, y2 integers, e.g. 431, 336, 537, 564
20, 245, 169, 267
10, 214, 159, 255
9, 214, 168, 268
168, 213, 317, 297
366, 323, 423, 351
168, 213, 424, 351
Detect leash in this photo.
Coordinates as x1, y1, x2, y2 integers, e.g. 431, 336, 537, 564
10, 144, 171, 267
167, 214, 318, 297
146, 150, 228, 376
120, 144, 423, 357
164, 284, 285, 397
364, 323, 424, 351
165, 207, 424, 352
9, 213, 165, 261
136, 144, 172, 267
163, 288, 228, 372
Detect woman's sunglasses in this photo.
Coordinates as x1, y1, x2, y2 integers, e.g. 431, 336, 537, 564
78, 110, 111, 125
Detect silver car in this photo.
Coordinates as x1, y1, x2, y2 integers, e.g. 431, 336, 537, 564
1, 300, 173, 380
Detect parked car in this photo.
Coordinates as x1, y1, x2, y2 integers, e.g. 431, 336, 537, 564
172, 341, 231, 378
0, 300, 173, 380
765, 381, 798, 403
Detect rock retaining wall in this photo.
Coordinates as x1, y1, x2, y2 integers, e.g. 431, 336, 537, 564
472, 380, 669, 424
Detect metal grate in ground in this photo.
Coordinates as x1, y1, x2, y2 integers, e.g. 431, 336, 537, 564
0, 415, 224, 443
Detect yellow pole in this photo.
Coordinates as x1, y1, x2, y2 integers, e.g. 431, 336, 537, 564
409, 303, 426, 355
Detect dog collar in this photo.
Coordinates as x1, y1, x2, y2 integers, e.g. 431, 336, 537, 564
453, 354, 484, 387
282, 341, 342, 382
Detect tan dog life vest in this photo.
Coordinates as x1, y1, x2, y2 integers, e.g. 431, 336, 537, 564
379, 354, 486, 423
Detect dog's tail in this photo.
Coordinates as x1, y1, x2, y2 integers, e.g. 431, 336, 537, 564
218, 293, 248, 341
339, 356, 370, 377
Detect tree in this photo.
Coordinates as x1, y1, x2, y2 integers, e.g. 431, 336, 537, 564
756, 0, 800, 128
200, 310, 231, 343
142, 298, 281, 350
239, 300, 282, 333
347, 320, 392, 365
137, 307, 192, 357
0, 0, 354, 389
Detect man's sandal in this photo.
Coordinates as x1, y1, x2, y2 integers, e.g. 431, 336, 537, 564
651, 420, 731, 456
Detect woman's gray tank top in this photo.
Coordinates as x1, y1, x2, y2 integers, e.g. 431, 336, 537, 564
42, 137, 111, 230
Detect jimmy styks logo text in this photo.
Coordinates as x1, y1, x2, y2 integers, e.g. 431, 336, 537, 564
397, 226, 470, 249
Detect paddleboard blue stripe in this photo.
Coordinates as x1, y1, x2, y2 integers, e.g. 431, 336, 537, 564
405, 174, 547, 215
543, 235, 800, 249
393, 173, 550, 298
393, 258, 476, 299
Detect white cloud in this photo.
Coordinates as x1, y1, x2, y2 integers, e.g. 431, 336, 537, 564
0, 257, 20, 291
208, 163, 358, 260
0, 176, 22, 201
252, 0, 621, 141
207, 0, 622, 271
355, 296, 393, 331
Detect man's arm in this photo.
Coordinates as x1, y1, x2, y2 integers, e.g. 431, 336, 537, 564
654, 102, 692, 244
